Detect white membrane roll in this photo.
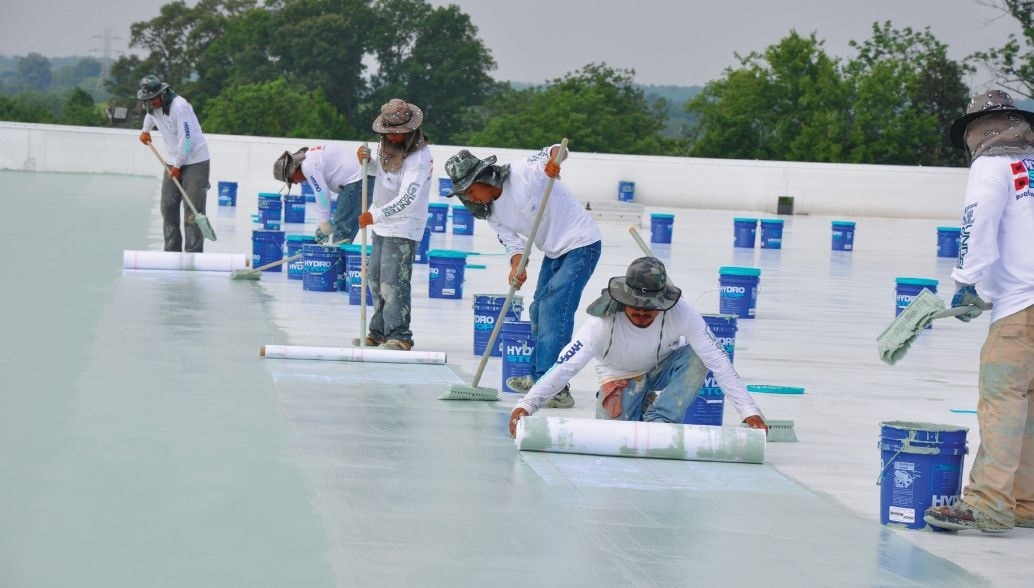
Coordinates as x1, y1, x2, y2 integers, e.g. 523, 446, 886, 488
260, 345, 447, 365
122, 251, 250, 272
515, 416, 765, 464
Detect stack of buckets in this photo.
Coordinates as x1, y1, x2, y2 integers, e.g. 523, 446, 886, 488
683, 314, 737, 426
718, 267, 761, 319
878, 421, 968, 530
472, 294, 524, 356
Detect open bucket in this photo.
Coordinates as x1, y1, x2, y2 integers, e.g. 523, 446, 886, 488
428, 203, 449, 233
733, 217, 758, 248
937, 227, 961, 258
683, 314, 737, 426
428, 249, 467, 299
302, 244, 341, 292
878, 421, 968, 530
473, 294, 524, 356
650, 213, 674, 244
718, 266, 761, 319
286, 234, 316, 280
452, 205, 475, 236
501, 320, 534, 393
251, 229, 285, 272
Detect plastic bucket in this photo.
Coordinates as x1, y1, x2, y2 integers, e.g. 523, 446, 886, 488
428, 249, 467, 299
341, 244, 373, 305
428, 203, 449, 233
683, 314, 738, 426
302, 244, 341, 292
733, 217, 758, 248
832, 221, 856, 251
284, 193, 306, 224
286, 235, 316, 280
301, 181, 315, 202
251, 229, 285, 272
878, 421, 968, 530
217, 181, 237, 206
937, 227, 961, 258
760, 219, 784, 249
719, 266, 761, 319
438, 177, 453, 197
618, 181, 635, 202
472, 294, 525, 356
501, 320, 535, 393
414, 227, 431, 264
258, 193, 282, 230
650, 213, 674, 244
896, 277, 938, 329
452, 205, 475, 235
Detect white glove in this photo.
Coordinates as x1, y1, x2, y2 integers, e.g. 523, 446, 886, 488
315, 221, 333, 244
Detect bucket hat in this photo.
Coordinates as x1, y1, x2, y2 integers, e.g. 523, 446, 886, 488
444, 150, 497, 196
607, 257, 682, 311
273, 147, 308, 184
137, 74, 170, 101
372, 98, 424, 134
950, 90, 1034, 148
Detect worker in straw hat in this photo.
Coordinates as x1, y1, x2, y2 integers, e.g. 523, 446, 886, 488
508, 256, 767, 438
923, 90, 1034, 534
272, 144, 375, 245
136, 74, 210, 253
352, 98, 432, 351
445, 144, 602, 408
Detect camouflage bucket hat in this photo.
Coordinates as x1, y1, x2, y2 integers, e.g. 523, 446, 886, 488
444, 150, 498, 196
950, 90, 1034, 149
607, 257, 681, 311
273, 147, 308, 184
372, 98, 424, 134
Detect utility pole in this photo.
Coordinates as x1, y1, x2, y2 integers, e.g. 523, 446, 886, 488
91, 27, 123, 92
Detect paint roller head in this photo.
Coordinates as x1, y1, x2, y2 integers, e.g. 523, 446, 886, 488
439, 385, 500, 401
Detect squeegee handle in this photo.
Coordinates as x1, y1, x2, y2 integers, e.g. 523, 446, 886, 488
147, 141, 202, 217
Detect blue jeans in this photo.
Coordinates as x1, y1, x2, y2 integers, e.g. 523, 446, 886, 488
367, 233, 416, 344
332, 175, 375, 243
529, 240, 601, 380
594, 345, 710, 423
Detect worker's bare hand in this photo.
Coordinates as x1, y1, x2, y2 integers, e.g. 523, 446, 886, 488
508, 254, 527, 289
509, 407, 529, 438
743, 415, 768, 433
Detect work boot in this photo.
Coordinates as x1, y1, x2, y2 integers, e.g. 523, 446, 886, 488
352, 335, 383, 347
505, 375, 536, 393
381, 339, 413, 351
923, 504, 1011, 534
543, 385, 575, 409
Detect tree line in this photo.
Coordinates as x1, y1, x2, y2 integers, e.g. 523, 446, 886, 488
2, 0, 1033, 168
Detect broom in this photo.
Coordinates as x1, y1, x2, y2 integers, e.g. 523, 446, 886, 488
876, 288, 986, 365
230, 238, 349, 280
629, 226, 797, 442
146, 142, 217, 242
440, 138, 569, 401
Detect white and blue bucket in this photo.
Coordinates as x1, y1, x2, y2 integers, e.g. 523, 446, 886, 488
472, 294, 524, 356
251, 229, 285, 272
501, 320, 535, 393
286, 234, 316, 279
683, 314, 738, 426
895, 277, 938, 329
438, 177, 453, 197
284, 193, 306, 223
878, 421, 968, 530
341, 244, 373, 305
937, 227, 961, 258
618, 180, 635, 202
832, 220, 856, 251
452, 205, 475, 236
733, 217, 758, 248
301, 181, 315, 202
650, 213, 675, 244
428, 249, 467, 299
414, 227, 431, 264
258, 192, 282, 230
428, 203, 449, 233
302, 244, 341, 292
760, 218, 784, 249
217, 181, 237, 206
719, 266, 761, 319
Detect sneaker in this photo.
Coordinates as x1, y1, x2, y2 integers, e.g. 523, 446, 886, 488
352, 336, 382, 347
543, 385, 575, 409
506, 375, 536, 393
381, 339, 413, 351
923, 504, 1011, 534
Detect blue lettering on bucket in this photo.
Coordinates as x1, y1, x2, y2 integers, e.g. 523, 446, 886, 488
429, 267, 439, 278
897, 294, 915, 304
305, 260, 334, 269
720, 286, 746, 295
475, 315, 494, 325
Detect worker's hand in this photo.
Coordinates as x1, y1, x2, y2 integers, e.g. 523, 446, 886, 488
358, 211, 374, 228
544, 159, 561, 179
315, 221, 332, 244
509, 407, 529, 438
357, 145, 370, 163
743, 415, 768, 433
508, 254, 527, 289
169, 166, 181, 179
951, 283, 991, 322
138, 131, 151, 145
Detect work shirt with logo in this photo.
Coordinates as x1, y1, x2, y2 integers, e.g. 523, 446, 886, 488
142, 95, 209, 168
516, 299, 761, 420
369, 144, 432, 242
299, 144, 364, 224
953, 154, 1034, 322
487, 146, 602, 260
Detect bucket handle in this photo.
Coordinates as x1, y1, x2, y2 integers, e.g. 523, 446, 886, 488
876, 445, 907, 486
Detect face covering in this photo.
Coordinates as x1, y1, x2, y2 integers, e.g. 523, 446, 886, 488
965, 112, 1034, 160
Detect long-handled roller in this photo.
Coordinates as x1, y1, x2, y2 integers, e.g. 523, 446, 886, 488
230, 238, 349, 280
146, 141, 217, 242
441, 138, 569, 401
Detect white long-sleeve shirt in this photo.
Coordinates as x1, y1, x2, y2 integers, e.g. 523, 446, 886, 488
299, 144, 364, 224
516, 299, 762, 420
487, 146, 601, 260
952, 154, 1034, 322
141, 95, 209, 168
369, 145, 433, 242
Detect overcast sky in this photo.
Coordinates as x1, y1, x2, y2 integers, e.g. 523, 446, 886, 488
0, 0, 1024, 90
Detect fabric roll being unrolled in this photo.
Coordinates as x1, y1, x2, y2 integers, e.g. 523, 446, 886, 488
122, 251, 250, 272
515, 416, 765, 463
260, 344, 447, 365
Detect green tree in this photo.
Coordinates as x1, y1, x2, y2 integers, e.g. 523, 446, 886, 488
17, 53, 53, 92
971, 0, 1034, 98
61, 87, 106, 126
0, 91, 57, 123
203, 77, 354, 138
463, 63, 677, 155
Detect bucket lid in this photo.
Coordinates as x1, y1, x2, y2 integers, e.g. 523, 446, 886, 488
719, 266, 761, 277
895, 277, 938, 287
733, 217, 758, 223
258, 192, 281, 199
650, 213, 675, 219
832, 220, 856, 227
760, 218, 784, 224
302, 243, 338, 251
427, 249, 468, 259
286, 234, 317, 242
937, 226, 961, 232
428, 203, 450, 209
